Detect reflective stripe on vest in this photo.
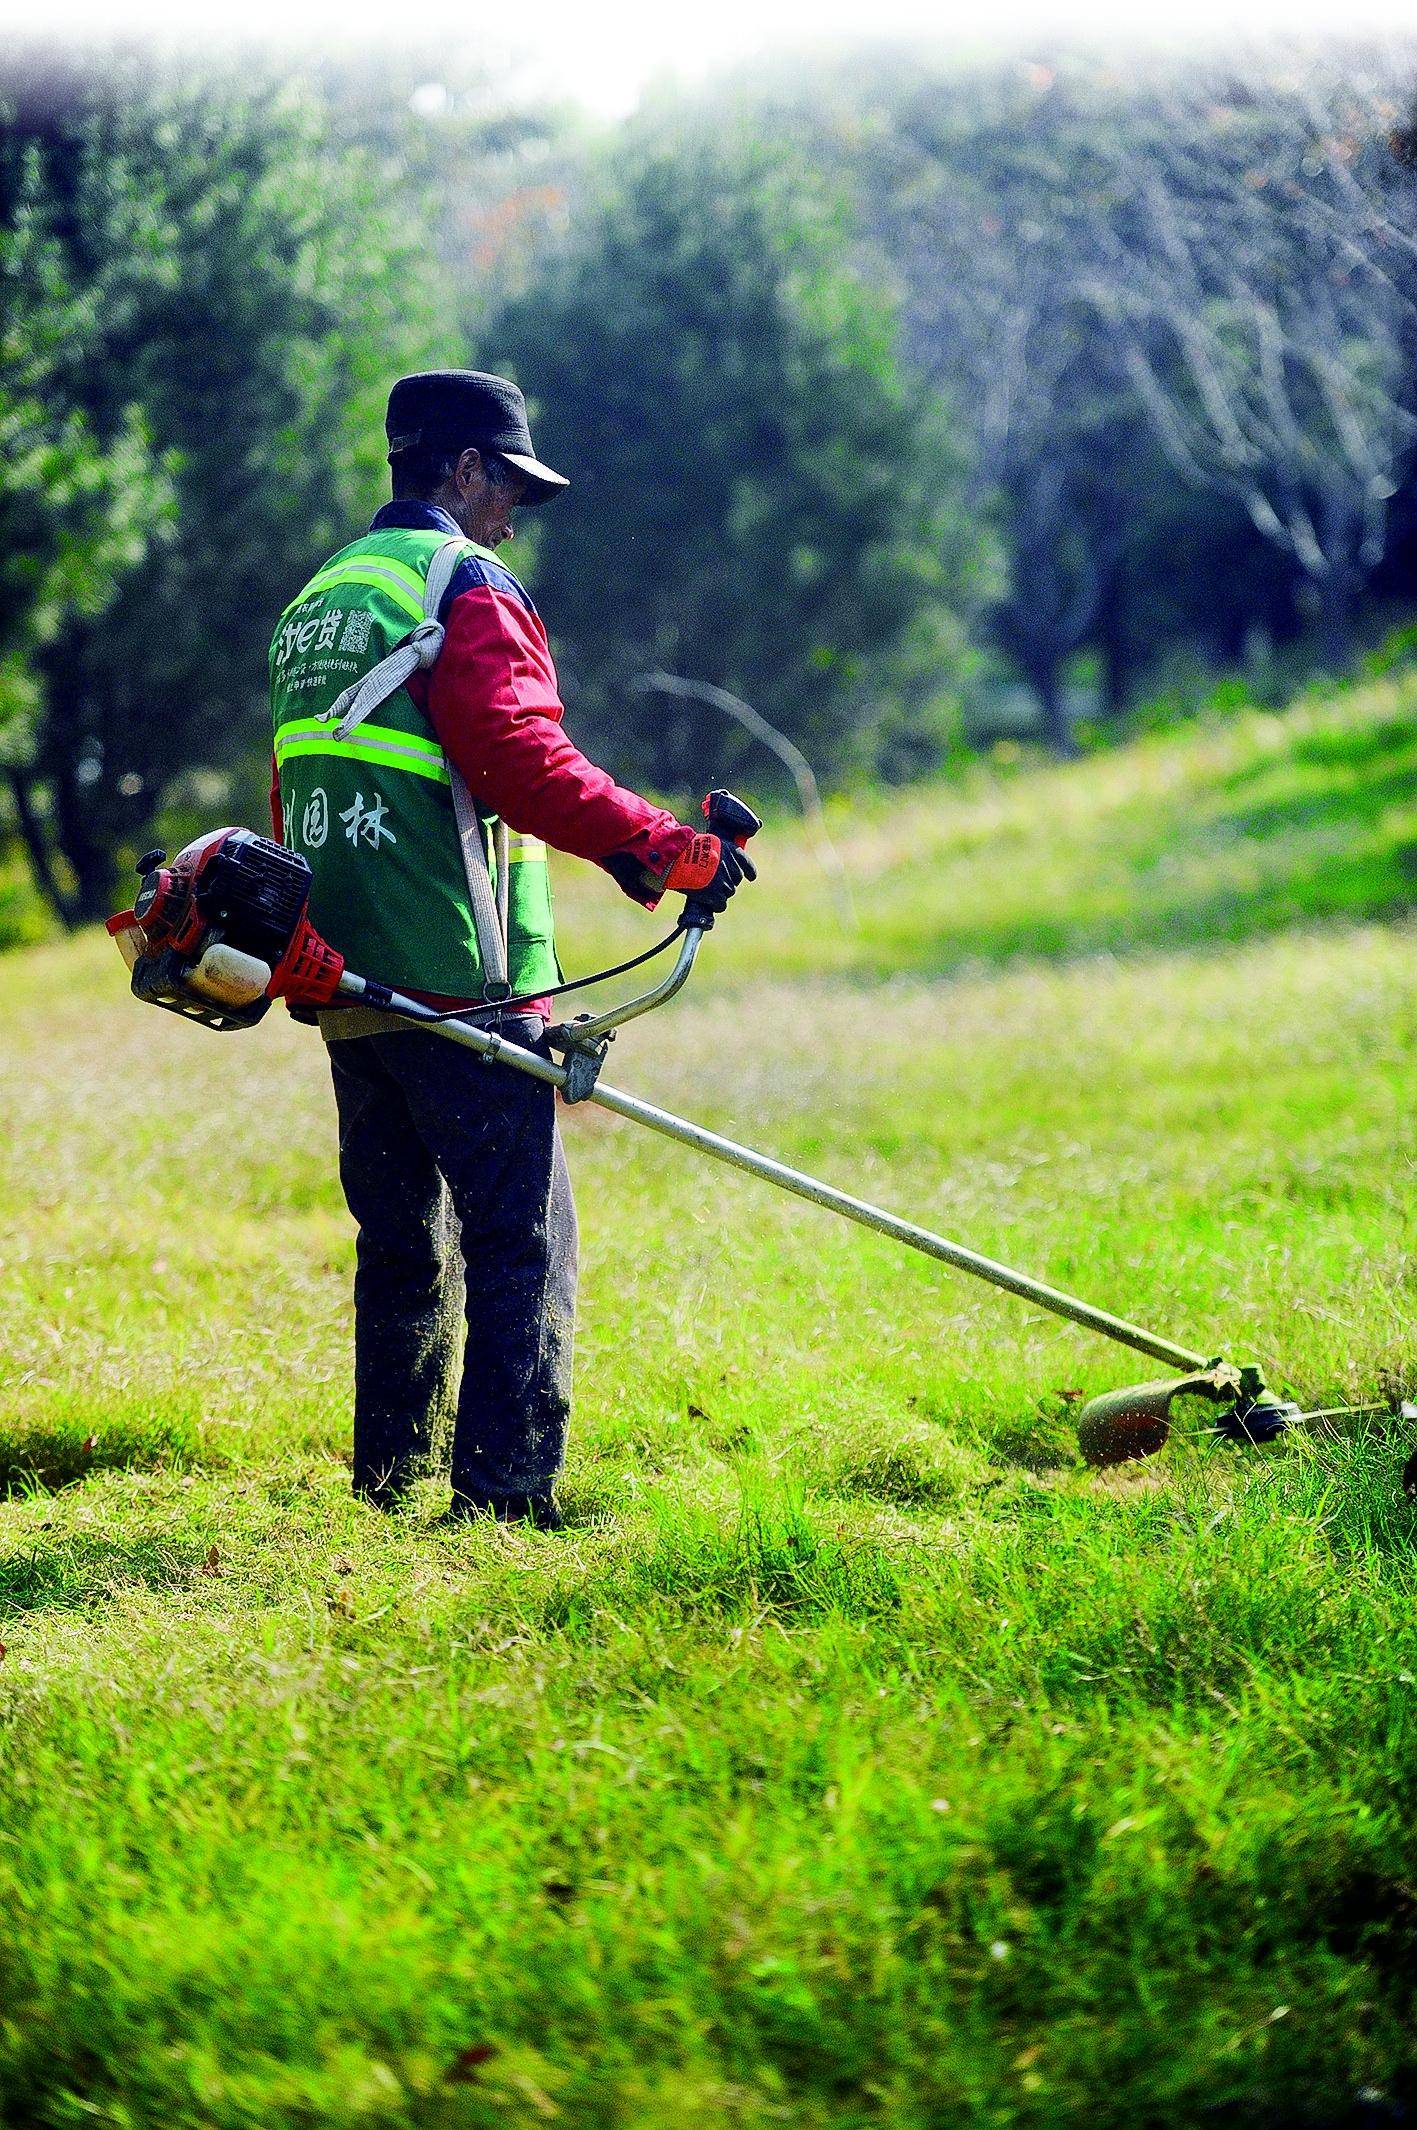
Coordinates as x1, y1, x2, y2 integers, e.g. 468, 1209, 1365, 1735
275, 714, 451, 786
278, 558, 426, 625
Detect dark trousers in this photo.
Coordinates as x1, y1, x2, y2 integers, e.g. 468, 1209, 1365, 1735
327, 1020, 578, 1504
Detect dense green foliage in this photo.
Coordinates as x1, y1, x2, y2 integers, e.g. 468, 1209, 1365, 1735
489, 139, 984, 788
0, 57, 444, 922
3, 679, 1417, 2123
0, 96, 174, 916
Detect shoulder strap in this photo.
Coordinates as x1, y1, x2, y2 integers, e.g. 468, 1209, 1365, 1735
449, 768, 510, 999
322, 534, 511, 999
323, 534, 465, 741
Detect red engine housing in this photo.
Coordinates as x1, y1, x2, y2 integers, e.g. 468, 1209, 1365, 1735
109, 827, 344, 1031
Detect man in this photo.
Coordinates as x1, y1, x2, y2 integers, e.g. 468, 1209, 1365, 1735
269, 370, 754, 1528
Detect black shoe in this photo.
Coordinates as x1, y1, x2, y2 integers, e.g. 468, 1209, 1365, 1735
444, 1490, 564, 1531
354, 1481, 411, 1515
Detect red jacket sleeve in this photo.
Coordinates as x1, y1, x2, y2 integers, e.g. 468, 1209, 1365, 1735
413, 584, 692, 905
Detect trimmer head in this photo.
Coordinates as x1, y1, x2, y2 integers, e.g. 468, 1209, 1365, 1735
1077, 1361, 1299, 1468
1212, 1367, 1301, 1447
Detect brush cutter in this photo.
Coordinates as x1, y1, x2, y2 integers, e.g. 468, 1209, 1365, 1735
108, 795, 1387, 1473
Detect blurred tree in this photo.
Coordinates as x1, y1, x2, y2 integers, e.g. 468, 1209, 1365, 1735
306, 47, 574, 297
0, 54, 444, 923
730, 48, 1417, 738
0, 144, 173, 917
865, 79, 1143, 753
487, 138, 985, 790
716, 61, 1160, 747
1081, 62, 1417, 669
1396, 87, 1417, 170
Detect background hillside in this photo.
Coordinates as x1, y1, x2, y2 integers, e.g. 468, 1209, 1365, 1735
555, 655, 1417, 978
3, 683, 1415, 2126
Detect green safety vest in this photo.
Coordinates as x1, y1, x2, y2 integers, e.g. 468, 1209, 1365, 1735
269, 527, 560, 999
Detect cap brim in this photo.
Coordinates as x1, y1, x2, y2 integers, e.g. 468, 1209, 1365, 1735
500, 451, 570, 506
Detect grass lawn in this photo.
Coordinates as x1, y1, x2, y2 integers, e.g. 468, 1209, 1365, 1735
2, 670, 1416, 2127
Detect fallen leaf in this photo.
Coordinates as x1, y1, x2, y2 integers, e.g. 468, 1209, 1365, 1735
447, 2044, 498, 2082
80, 1435, 99, 1454
331, 1555, 354, 1576
327, 1586, 356, 1619
1058, 1388, 1084, 1404
0, 1643, 7, 1663
198, 1545, 223, 1577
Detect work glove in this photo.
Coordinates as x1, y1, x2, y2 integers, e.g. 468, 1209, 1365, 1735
659, 830, 757, 914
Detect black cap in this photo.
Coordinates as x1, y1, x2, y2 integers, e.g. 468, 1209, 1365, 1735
384, 370, 569, 506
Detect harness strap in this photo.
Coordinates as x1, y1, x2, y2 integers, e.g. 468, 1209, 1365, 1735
450, 766, 510, 999
495, 819, 510, 947
319, 534, 511, 998
323, 537, 466, 741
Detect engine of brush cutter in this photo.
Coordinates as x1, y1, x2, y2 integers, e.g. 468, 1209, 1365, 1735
107, 827, 345, 1031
